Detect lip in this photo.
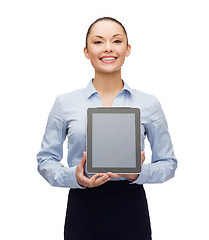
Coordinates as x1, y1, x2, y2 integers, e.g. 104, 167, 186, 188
99, 55, 118, 63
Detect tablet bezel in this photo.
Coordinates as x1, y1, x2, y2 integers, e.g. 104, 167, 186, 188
86, 107, 141, 174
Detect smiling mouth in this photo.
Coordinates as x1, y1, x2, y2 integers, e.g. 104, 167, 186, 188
99, 57, 118, 63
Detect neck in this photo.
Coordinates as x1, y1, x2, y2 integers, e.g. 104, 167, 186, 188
93, 70, 124, 96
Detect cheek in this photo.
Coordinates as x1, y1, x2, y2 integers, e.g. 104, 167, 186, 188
115, 46, 127, 57
88, 51, 101, 68
88, 48, 101, 59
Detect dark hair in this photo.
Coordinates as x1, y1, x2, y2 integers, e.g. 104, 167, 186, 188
85, 17, 129, 49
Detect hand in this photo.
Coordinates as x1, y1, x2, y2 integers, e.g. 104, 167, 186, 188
103, 151, 145, 181
76, 151, 111, 188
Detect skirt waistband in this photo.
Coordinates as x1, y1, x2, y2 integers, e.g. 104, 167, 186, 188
72, 180, 143, 193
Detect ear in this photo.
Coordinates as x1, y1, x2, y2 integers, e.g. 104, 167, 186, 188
84, 47, 90, 59
126, 44, 131, 57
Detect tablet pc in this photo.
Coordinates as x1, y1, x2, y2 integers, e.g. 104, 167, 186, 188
86, 107, 141, 174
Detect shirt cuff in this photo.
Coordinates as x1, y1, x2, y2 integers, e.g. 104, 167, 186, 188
129, 164, 150, 185
64, 166, 86, 189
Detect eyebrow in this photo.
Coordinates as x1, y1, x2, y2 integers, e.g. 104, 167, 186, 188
92, 34, 123, 39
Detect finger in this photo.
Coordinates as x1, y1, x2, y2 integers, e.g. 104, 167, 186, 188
98, 173, 109, 177
88, 173, 100, 186
94, 174, 110, 186
100, 173, 121, 177
91, 173, 100, 181
88, 173, 110, 187
107, 172, 121, 179
78, 174, 92, 187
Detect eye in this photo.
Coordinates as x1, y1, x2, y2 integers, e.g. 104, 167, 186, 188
114, 40, 122, 43
94, 41, 102, 44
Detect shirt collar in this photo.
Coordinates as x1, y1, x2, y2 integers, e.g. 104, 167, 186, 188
85, 78, 133, 99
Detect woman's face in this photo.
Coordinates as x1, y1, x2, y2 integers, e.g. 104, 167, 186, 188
84, 20, 131, 74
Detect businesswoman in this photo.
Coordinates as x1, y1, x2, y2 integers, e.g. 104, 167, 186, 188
37, 17, 177, 240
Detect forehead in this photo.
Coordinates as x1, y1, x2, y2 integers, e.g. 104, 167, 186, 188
89, 20, 125, 37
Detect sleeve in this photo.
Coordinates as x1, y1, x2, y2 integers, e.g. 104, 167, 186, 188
36, 97, 85, 189
130, 98, 177, 185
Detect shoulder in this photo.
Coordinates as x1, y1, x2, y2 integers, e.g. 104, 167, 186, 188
128, 88, 165, 123
57, 87, 86, 102
49, 87, 86, 119
55, 87, 86, 108
131, 88, 160, 109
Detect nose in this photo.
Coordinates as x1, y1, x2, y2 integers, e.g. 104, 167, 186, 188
104, 41, 113, 53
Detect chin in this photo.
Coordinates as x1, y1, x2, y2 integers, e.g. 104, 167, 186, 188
95, 67, 122, 74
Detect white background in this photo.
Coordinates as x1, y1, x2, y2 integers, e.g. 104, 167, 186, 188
1, 0, 208, 239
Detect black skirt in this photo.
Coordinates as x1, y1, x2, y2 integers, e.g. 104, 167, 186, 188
64, 180, 152, 240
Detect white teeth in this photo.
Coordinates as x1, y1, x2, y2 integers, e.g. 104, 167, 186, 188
101, 57, 116, 61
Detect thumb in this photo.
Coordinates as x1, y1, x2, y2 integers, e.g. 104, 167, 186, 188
80, 151, 86, 165
141, 151, 145, 164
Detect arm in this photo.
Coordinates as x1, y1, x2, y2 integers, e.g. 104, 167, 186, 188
131, 98, 177, 184
36, 97, 85, 189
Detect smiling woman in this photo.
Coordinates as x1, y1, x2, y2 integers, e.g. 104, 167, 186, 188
37, 16, 177, 240
84, 18, 131, 78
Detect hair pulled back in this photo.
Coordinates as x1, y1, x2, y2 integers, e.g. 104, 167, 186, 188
85, 17, 129, 49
